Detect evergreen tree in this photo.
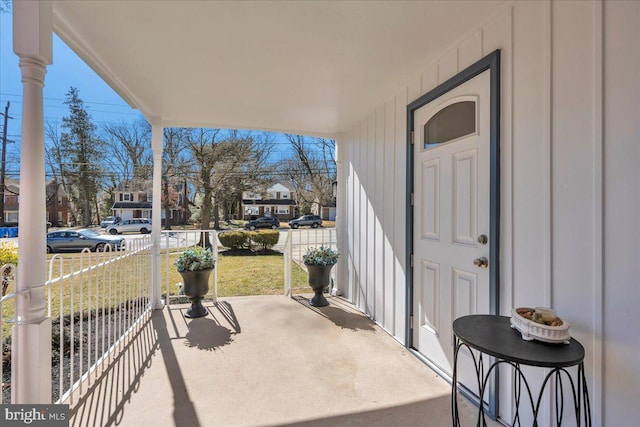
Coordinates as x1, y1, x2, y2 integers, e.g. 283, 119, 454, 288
59, 87, 104, 226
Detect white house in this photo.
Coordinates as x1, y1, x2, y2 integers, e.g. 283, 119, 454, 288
241, 182, 297, 220
110, 180, 188, 225
10, 1, 639, 425
111, 181, 152, 220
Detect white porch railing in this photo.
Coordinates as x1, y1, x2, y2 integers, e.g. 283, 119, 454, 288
1, 236, 152, 405
283, 228, 338, 297
160, 230, 219, 306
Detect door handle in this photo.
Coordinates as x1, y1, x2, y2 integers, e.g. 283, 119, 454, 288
473, 257, 489, 269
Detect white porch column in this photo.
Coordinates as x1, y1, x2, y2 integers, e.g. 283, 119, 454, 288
12, 0, 53, 403
150, 117, 164, 309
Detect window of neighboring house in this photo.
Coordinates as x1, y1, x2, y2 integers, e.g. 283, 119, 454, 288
281, 193, 289, 199
268, 192, 276, 199
276, 207, 289, 214
58, 196, 63, 205
57, 212, 63, 223
7, 212, 18, 223
123, 194, 131, 201
245, 206, 259, 216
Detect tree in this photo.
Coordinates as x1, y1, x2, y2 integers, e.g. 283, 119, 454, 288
57, 87, 105, 226
102, 119, 152, 182
101, 118, 152, 220
283, 134, 336, 214
45, 122, 80, 225
187, 129, 274, 234
213, 131, 275, 222
161, 128, 190, 229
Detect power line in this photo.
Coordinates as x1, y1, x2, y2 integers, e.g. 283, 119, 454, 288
0, 92, 134, 109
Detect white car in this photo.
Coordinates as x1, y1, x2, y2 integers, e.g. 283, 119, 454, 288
100, 216, 116, 228
106, 218, 151, 234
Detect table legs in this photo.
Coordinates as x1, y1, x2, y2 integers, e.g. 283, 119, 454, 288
452, 339, 591, 426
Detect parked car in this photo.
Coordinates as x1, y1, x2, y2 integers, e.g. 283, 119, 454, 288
106, 218, 152, 234
100, 216, 117, 228
46, 229, 125, 253
244, 216, 280, 230
288, 215, 322, 229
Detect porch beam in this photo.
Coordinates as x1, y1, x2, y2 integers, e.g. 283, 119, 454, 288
12, 0, 53, 403
150, 117, 164, 309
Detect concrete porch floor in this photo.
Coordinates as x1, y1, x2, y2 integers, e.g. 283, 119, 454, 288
68, 295, 498, 426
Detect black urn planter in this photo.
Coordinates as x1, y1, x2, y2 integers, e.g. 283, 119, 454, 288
179, 267, 214, 318
306, 264, 335, 307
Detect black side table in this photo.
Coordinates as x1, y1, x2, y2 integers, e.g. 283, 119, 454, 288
452, 315, 591, 426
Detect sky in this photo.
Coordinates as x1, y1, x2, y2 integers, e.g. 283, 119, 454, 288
0, 9, 311, 182
1, 10, 145, 180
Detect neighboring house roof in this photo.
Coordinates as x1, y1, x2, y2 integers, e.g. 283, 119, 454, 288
3, 179, 69, 197
46, 180, 69, 197
276, 180, 296, 192
269, 182, 295, 193
242, 199, 297, 206
115, 180, 152, 192
112, 202, 152, 209
4, 178, 20, 195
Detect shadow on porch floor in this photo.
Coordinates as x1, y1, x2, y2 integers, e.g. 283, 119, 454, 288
67, 295, 496, 426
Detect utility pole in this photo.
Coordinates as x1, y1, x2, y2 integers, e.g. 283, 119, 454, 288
0, 101, 13, 227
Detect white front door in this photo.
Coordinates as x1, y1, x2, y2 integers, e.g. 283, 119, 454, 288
412, 70, 491, 396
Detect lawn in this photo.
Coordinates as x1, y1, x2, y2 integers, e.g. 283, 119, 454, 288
1, 249, 310, 338
161, 250, 310, 299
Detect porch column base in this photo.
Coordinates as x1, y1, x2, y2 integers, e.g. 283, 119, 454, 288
152, 297, 165, 310
11, 317, 52, 403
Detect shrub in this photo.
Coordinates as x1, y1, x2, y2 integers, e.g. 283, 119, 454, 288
218, 231, 252, 250
0, 243, 17, 296
249, 230, 280, 251
0, 243, 18, 266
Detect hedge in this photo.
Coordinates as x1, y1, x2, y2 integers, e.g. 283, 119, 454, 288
249, 230, 280, 251
218, 230, 280, 251
218, 231, 252, 250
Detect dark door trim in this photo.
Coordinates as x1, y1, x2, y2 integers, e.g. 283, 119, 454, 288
405, 49, 501, 418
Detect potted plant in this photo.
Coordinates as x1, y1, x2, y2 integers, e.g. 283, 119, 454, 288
303, 245, 339, 307
175, 246, 216, 318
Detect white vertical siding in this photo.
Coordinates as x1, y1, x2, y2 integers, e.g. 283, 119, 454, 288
366, 115, 376, 317
604, 2, 640, 425
383, 99, 396, 334
393, 89, 408, 341
374, 107, 385, 322
337, 1, 639, 424
359, 120, 368, 310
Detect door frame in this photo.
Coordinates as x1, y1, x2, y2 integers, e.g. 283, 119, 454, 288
405, 49, 500, 417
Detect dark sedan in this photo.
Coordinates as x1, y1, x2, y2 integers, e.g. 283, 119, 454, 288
46, 229, 125, 253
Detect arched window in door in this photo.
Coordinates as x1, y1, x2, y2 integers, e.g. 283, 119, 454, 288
424, 100, 476, 149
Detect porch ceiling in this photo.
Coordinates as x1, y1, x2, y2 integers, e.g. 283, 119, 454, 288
51, 0, 506, 137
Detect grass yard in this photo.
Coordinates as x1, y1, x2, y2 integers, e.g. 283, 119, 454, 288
2, 249, 310, 338
161, 250, 310, 299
